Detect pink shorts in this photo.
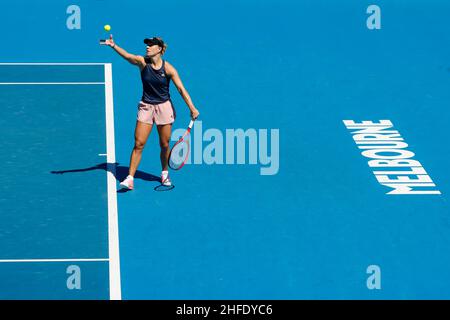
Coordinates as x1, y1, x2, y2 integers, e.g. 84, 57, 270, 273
137, 100, 175, 125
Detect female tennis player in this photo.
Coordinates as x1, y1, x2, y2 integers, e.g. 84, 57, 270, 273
102, 35, 200, 188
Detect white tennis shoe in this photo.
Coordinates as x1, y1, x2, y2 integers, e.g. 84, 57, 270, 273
119, 175, 134, 190
161, 171, 172, 186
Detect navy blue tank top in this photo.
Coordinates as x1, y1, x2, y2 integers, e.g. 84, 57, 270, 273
140, 58, 171, 104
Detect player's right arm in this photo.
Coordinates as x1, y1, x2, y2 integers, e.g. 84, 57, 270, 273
102, 35, 145, 68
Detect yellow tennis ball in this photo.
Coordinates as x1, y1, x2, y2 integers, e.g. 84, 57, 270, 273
104, 25, 111, 31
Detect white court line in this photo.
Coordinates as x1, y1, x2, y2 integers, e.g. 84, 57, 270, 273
104, 63, 122, 300
0, 63, 107, 65
0, 82, 104, 85
0, 258, 109, 263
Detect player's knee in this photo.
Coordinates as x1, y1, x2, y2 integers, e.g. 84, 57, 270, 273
159, 140, 169, 150
134, 141, 145, 151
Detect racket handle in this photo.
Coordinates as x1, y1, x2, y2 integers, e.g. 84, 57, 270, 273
188, 119, 195, 129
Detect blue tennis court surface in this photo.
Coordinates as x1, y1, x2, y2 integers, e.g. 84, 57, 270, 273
0, 0, 449, 300
0, 63, 118, 299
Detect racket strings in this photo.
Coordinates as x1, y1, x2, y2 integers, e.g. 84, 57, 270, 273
169, 135, 190, 170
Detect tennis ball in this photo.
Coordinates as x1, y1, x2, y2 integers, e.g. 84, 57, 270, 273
104, 25, 111, 31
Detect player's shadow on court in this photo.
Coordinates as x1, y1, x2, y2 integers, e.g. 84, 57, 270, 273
50, 162, 161, 193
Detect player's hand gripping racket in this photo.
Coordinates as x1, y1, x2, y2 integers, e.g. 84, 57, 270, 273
168, 119, 195, 170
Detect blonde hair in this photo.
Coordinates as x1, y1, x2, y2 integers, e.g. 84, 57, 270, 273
156, 37, 167, 55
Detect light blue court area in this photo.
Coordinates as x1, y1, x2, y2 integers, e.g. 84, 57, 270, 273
0, 64, 119, 299
1, 0, 450, 300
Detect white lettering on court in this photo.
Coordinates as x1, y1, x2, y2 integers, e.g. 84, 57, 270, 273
343, 120, 440, 195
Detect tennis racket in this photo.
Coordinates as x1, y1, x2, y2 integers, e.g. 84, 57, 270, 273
168, 119, 195, 170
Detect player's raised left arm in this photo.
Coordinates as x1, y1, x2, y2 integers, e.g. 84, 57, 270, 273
165, 62, 200, 120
